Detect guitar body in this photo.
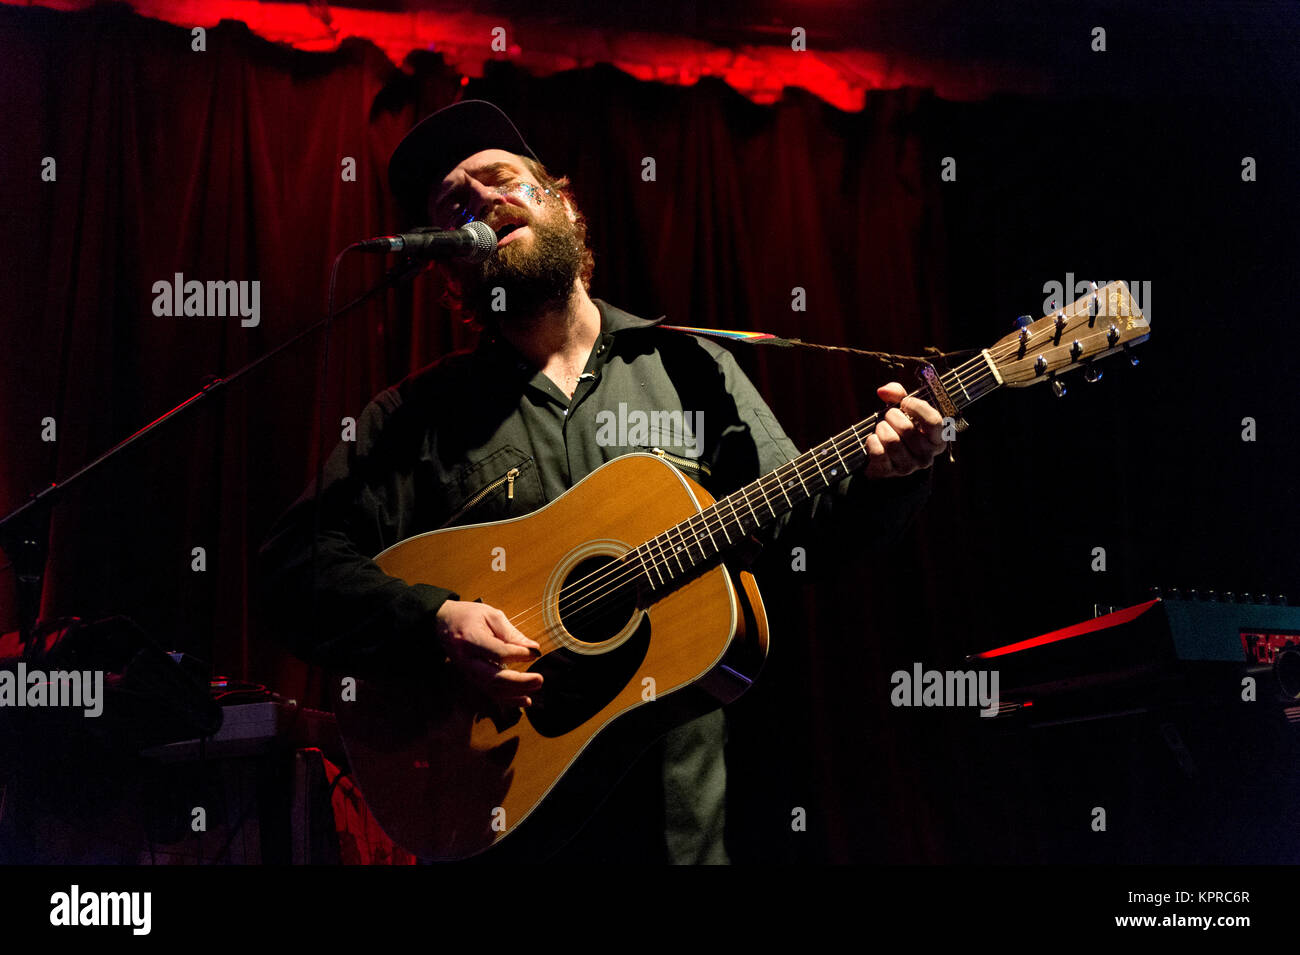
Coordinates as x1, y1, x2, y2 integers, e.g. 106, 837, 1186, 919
336, 453, 769, 862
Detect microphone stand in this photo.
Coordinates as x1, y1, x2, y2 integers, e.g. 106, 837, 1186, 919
0, 254, 430, 655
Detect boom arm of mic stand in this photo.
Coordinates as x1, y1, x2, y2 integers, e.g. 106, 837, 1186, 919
0, 254, 429, 648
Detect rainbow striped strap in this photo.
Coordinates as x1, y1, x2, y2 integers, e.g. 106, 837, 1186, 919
656, 324, 970, 371
657, 325, 789, 345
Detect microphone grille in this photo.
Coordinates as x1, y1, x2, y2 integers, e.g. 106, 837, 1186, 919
464, 221, 498, 261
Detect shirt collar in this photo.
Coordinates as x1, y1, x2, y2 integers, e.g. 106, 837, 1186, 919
476, 298, 664, 381
592, 298, 665, 334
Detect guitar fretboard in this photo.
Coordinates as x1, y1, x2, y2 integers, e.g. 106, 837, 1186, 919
629, 350, 1003, 592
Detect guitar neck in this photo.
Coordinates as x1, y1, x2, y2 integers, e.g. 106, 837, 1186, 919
631, 349, 1004, 590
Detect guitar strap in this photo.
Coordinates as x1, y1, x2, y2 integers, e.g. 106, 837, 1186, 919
656, 324, 974, 373
659, 324, 973, 436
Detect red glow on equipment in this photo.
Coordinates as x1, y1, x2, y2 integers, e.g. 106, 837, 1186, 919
972, 600, 1162, 660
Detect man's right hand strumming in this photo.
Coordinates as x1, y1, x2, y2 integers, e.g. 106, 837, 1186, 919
434, 599, 544, 707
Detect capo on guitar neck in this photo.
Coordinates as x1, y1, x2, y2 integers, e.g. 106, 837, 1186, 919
914, 362, 966, 463
914, 363, 965, 429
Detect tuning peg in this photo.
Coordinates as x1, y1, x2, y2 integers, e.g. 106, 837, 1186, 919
1012, 314, 1034, 330
1019, 325, 1033, 359
1124, 344, 1140, 367
1187, 588, 1199, 600
1088, 282, 1100, 327
1050, 375, 1067, 398
1205, 590, 1217, 602
1106, 324, 1120, 348
1083, 362, 1103, 384
1277, 594, 1289, 606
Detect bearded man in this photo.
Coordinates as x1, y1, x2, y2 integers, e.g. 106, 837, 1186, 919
257, 100, 944, 863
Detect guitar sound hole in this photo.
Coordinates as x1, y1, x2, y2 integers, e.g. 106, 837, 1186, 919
526, 553, 648, 738
557, 556, 637, 644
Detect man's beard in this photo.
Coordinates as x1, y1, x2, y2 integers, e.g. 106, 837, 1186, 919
461, 209, 584, 325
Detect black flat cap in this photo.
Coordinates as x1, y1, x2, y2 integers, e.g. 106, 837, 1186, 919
388, 99, 540, 221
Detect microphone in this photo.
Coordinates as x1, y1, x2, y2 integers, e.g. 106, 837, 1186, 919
355, 221, 498, 261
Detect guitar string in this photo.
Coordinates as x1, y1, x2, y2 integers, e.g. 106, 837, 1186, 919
499, 402, 945, 647
505, 312, 1129, 651
497, 315, 1129, 651
490, 312, 1132, 652
498, 369, 960, 643
498, 410, 907, 655
519, 304, 1114, 629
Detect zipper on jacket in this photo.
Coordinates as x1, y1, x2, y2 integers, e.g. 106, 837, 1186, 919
441, 465, 523, 528
651, 447, 712, 478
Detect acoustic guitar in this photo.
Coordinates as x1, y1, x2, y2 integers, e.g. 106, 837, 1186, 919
336, 281, 1151, 861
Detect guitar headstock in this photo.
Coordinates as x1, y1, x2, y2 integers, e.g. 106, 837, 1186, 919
990, 281, 1150, 388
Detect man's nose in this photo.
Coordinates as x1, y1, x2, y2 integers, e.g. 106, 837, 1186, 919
462, 179, 504, 223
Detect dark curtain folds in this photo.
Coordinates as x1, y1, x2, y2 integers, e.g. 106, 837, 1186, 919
2, 4, 1297, 862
